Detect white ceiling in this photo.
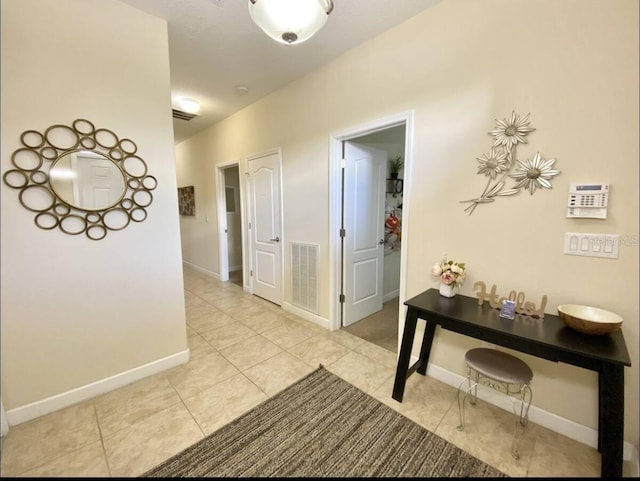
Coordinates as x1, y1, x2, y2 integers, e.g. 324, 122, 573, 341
119, 0, 442, 144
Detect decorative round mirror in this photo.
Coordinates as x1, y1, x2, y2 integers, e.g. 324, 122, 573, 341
3, 119, 157, 240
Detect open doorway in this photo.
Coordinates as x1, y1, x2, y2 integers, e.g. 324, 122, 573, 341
342, 126, 405, 352
329, 112, 413, 354
216, 162, 244, 287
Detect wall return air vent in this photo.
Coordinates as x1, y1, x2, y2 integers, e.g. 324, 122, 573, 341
291, 241, 319, 314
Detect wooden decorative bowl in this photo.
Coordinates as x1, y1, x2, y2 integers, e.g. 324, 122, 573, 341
557, 305, 623, 336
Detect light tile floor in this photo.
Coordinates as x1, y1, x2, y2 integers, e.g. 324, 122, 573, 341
0, 265, 631, 477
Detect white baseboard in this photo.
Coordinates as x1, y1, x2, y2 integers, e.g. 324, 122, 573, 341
282, 302, 331, 330
383, 290, 400, 303
229, 266, 242, 272
419, 356, 637, 464
6, 349, 190, 427
182, 260, 220, 280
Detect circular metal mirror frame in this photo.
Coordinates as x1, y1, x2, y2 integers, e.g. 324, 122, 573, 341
3, 119, 157, 240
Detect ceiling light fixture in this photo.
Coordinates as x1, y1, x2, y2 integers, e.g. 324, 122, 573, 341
178, 97, 201, 114
248, 0, 334, 45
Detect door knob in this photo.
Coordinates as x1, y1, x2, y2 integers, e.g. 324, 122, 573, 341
270, 237, 280, 242
379, 238, 385, 245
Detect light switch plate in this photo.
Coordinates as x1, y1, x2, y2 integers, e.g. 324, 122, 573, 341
564, 233, 619, 259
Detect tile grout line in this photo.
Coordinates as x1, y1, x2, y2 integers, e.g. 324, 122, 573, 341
92, 400, 114, 478
165, 376, 207, 439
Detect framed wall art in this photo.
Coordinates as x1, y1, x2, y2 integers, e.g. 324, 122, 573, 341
178, 185, 195, 216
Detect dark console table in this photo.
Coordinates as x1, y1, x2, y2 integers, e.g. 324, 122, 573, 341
392, 288, 631, 478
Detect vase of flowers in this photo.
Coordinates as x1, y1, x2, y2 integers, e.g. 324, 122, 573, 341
432, 257, 467, 298
438, 283, 456, 298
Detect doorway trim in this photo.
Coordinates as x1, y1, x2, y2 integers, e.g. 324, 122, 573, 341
328, 111, 414, 335
215, 159, 244, 285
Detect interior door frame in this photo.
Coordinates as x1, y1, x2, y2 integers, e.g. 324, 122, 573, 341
328, 111, 414, 338
245, 148, 285, 301
215, 159, 244, 284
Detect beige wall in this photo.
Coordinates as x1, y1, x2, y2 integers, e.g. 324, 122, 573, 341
1, 0, 187, 412
175, 0, 639, 449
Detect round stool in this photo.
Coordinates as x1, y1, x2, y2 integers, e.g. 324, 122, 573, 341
456, 347, 533, 459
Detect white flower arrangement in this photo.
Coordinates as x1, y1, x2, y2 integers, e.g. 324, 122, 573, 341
432, 258, 467, 288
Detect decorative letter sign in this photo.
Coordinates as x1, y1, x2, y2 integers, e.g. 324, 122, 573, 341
474, 281, 547, 319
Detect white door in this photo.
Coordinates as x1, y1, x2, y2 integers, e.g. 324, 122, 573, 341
248, 152, 283, 305
343, 142, 386, 326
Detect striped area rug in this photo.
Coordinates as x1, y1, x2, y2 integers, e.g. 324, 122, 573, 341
143, 366, 506, 478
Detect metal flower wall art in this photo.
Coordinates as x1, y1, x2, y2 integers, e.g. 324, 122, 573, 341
461, 111, 560, 215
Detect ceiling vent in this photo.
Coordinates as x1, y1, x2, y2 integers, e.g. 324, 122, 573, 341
172, 109, 198, 121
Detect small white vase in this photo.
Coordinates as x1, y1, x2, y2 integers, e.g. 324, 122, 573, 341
439, 282, 456, 298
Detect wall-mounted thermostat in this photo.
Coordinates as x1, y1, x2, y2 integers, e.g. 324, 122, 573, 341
566, 183, 609, 219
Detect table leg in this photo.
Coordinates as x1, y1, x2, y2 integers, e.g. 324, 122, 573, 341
599, 363, 624, 478
392, 307, 419, 402
598, 371, 603, 453
416, 321, 436, 375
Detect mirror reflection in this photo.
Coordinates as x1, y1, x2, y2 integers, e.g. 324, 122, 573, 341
49, 150, 126, 211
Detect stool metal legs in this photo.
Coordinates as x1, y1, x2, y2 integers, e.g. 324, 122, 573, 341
456, 367, 533, 460
456, 366, 477, 430
510, 382, 532, 459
